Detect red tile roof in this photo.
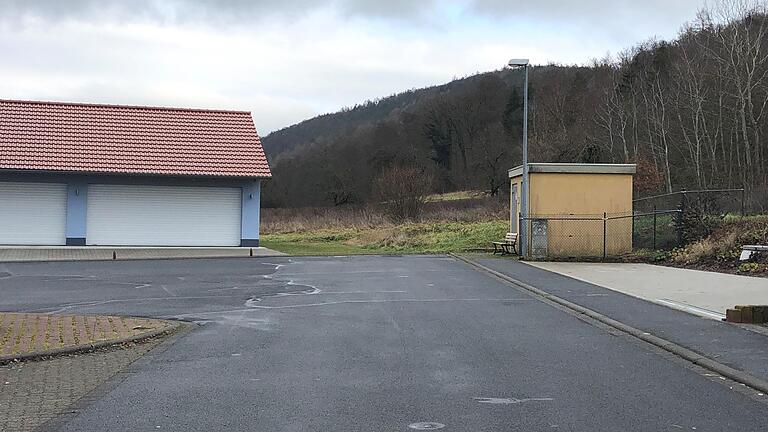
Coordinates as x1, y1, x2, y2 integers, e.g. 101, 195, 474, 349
0, 99, 271, 178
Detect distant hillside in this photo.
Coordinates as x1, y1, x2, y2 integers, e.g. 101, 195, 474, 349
263, 5, 768, 210
261, 73, 514, 161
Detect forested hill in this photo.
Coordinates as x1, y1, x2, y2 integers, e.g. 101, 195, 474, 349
263, 3, 768, 210
261, 73, 504, 160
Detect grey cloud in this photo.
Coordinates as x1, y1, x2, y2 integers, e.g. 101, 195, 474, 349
469, 0, 705, 26
340, 0, 437, 20
0, 0, 436, 24
1, 0, 318, 23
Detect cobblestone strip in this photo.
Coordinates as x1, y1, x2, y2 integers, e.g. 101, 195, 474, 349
0, 336, 169, 432
0, 313, 171, 360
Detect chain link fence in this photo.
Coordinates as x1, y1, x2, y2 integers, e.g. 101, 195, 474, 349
515, 189, 749, 259
633, 188, 745, 216
520, 210, 682, 259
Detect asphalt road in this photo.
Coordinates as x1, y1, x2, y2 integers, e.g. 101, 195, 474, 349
1, 255, 767, 431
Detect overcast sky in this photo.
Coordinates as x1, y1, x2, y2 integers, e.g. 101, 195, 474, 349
0, 0, 706, 134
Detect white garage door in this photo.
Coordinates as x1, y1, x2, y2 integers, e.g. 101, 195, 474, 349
86, 185, 241, 246
0, 182, 67, 245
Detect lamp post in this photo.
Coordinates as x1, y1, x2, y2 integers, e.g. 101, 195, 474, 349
508, 58, 529, 256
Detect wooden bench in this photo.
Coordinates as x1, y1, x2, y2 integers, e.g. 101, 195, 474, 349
492, 233, 518, 255
740, 245, 768, 261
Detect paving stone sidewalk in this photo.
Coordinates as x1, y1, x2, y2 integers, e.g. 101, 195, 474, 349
0, 335, 169, 432
0, 246, 284, 263
0, 313, 172, 361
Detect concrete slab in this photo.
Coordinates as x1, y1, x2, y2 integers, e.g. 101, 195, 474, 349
526, 261, 768, 319
0, 246, 285, 262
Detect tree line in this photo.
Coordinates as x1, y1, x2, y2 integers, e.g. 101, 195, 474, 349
263, 0, 768, 211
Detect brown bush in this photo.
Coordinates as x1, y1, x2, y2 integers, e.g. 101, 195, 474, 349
373, 166, 434, 222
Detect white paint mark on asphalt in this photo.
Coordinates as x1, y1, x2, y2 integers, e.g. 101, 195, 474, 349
283, 281, 320, 294
183, 297, 534, 315
243, 283, 322, 307
273, 269, 451, 277
27, 295, 251, 314
231, 353, 241, 356
474, 397, 554, 404
159, 284, 177, 297
656, 299, 726, 320
248, 298, 534, 310
408, 422, 445, 430
243, 290, 408, 308
207, 286, 249, 292
319, 290, 407, 295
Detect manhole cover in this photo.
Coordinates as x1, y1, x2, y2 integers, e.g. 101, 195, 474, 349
408, 422, 445, 430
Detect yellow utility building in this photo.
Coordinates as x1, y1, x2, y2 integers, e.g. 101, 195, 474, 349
509, 163, 636, 257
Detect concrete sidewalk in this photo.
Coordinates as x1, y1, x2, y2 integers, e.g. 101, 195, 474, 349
472, 256, 768, 391
527, 261, 768, 320
0, 246, 285, 262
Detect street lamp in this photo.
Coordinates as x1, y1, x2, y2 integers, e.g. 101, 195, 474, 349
507, 58, 529, 256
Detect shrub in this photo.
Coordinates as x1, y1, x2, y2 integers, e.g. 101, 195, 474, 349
738, 262, 760, 273
373, 166, 434, 222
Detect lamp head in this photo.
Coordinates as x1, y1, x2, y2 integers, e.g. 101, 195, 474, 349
507, 58, 530, 67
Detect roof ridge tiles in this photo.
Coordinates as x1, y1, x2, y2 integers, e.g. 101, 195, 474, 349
0, 99, 252, 116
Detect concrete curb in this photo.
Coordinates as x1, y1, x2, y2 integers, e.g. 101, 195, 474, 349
451, 253, 768, 395
0, 320, 181, 365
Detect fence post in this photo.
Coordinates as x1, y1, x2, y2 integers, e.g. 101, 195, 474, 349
652, 206, 657, 251
603, 212, 607, 260
679, 188, 687, 216
741, 188, 746, 217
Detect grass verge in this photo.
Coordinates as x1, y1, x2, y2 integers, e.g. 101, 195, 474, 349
261, 220, 508, 256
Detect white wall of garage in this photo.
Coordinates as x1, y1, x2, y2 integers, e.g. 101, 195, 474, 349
0, 182, 67, 245
86, 184, 242, 246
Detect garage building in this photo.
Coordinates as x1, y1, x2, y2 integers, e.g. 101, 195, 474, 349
0, 99, 271, 246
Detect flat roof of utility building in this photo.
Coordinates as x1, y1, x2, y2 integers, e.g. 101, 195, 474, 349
508, 163, 636, 178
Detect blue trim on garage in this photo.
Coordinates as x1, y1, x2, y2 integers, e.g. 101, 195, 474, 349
65, 181, 88, 243
241, 180, 261, 246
